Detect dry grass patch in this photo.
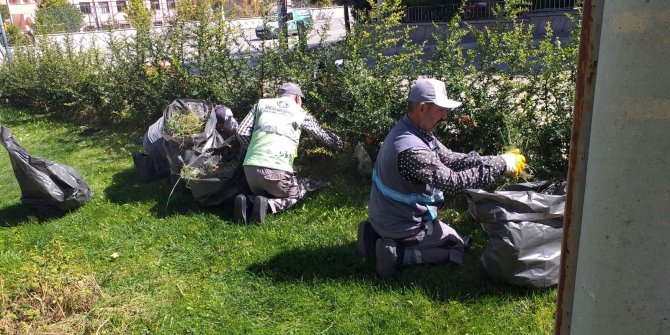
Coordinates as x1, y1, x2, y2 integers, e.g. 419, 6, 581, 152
0, 238, 147, 334
1, 274, 101, 334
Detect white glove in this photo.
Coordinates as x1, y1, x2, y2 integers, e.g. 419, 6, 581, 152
500, 152, 527, 176
215, 106, 238, 134
215, 105, 233, 119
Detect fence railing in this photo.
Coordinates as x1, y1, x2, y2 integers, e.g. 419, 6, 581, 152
403, 0, 578, 23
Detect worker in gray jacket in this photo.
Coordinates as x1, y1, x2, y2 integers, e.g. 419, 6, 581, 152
134, 105, 238, 182
358, 78, 527, 277
234, 83, 343, 224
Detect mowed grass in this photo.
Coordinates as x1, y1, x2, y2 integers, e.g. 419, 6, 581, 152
0, 107, 556, 334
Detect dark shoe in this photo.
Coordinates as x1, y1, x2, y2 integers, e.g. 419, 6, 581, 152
356, 220, 379, 257
138, 155, 156, 183
250, 196, 268, 223
132, 152, 144, 168
376, 238, 399, 278
234, 194, 248, 224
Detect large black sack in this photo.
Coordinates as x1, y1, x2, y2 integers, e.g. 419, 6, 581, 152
180, 139, 250, 206
0, 126, 92, 212
161, 99, 225, 176
465, 179, 566, 288
159, 99, 248, 205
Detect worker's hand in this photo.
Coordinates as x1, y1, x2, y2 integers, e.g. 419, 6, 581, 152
500, 149, 527, 177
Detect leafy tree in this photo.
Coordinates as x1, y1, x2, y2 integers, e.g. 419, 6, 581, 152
5, 23, 31, 45
175, 0, 219, 23
34, 0, 83, 34
125, 0, 153, 66
0, 4, 9, 20
126, 0, 152, 31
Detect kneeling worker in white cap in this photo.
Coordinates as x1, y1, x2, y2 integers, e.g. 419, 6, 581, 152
358, 78, 527, 277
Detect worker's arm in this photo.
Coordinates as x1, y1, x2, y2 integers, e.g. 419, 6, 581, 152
235, 105, 257, 149
435, 140, 506, 171
397, 147, 506, 197
300, 114, 344, 150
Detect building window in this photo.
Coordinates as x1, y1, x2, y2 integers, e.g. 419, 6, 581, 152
116, 1, 127, 12
80, 2, 92, 14
151, 0, 160, 10
167, 0, 176, 9
100, 2, 110, 13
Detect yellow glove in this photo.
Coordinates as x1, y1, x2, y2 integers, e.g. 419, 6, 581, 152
500, 149, 527, 177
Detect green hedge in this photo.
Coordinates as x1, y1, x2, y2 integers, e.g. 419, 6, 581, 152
0, 0, 580, 178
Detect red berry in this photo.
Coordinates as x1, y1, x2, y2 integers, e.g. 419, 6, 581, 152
365, 135, 373, 145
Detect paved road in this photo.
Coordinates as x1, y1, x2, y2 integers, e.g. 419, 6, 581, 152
235, 18, 347, 53
16, 17, 348, 60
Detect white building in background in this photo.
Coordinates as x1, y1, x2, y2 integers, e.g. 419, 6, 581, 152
71, 0, 177, 30
5, 0, 38, 32
4, 0, 178, 32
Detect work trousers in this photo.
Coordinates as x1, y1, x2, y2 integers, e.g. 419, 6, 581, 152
397, 220, 466, 266
243, 165, 307, 213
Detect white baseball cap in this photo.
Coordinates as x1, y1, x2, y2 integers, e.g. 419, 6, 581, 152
408, 79, 462, 109
278, 82, 304, 98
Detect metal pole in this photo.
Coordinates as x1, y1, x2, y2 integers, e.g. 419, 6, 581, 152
557, 0, 670, 334
555, 0, 602, 332
344, 3, 350, 33
278, 0, 287, 46
92, 0, 101, 30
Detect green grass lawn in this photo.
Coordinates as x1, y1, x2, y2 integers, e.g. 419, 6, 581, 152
0, 107, 556, 334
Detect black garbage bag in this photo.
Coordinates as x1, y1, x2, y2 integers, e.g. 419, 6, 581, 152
0, 126, 92, 212
162, 99, 248, 206
464, 179, 567, 288
161, 99, 225, 176
180, 138, 250, 206
158, 99, 251, 206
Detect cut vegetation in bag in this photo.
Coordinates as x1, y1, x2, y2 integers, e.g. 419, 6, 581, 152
179, 138, 249, 206
159, 99, 249, 206
180, 141, 239, 181
161, 99, 224, 176
165, 108, 206, 138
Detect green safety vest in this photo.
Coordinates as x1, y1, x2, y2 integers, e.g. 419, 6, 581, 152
243, 97, 306, 172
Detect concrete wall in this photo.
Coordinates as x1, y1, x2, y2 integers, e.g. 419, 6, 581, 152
405, 9, 579, 45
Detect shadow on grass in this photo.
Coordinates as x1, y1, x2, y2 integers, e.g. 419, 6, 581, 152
105, 168, 163, 204
104, 167, 236, 220
0, 202, 69, 227
147, 191, 235, 222
247, 241, 548, 302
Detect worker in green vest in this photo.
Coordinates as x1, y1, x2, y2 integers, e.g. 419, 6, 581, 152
234, 83, 344, 223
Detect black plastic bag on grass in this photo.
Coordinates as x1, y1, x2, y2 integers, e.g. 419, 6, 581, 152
159, 99, 252, 206
161, 99, 225, 176
0, 126, 92, 212
180, 140, 250, 206
464, 179, 567, 288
